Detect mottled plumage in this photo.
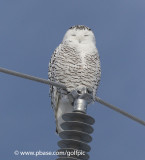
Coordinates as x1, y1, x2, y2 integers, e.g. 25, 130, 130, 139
48, 25, 101, 133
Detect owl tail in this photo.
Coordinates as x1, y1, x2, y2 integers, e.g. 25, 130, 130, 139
55, 94, 73, 134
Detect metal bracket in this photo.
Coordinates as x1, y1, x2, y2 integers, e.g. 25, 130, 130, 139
68, 87, 93, 113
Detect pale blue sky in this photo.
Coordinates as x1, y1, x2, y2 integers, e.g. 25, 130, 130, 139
0, 0, 145, 160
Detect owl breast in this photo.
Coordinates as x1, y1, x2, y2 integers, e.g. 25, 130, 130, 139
52, 43, 100, 99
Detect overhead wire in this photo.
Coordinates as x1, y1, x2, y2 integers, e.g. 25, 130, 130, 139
0, 67, 145, 126
0, 67, 66, 89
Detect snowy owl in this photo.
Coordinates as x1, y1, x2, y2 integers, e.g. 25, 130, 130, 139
48, 25, 101, 133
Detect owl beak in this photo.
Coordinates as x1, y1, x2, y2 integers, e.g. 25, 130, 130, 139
77, 37, 82, 43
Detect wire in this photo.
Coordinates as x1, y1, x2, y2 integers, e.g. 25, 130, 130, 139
95, 97, 145, 126
0, 67, 145, 126
0, 67, 66, 89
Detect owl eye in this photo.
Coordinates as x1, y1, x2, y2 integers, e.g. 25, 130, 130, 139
72, 34, 76, 36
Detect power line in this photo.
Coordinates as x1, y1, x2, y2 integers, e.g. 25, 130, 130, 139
0, 67, 66, 89
95, 97, 145, 126
0, 67, 145, 126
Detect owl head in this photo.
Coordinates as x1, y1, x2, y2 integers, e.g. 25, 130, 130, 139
62, 25, 96, 45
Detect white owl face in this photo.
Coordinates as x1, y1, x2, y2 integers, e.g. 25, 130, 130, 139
62, 25, 96, 45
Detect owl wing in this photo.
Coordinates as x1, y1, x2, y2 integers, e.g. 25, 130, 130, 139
48, 45, 61, 112
91, 50, 101, 99
48, 43, 75, 133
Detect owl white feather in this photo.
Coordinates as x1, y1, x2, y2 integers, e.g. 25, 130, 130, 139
48, 25, 101, 133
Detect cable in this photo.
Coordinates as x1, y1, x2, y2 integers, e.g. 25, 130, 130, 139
0, 67, 66, 89
95, 97, 145, 126
0, 67, 145, 126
